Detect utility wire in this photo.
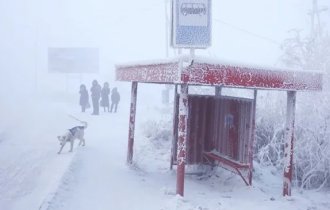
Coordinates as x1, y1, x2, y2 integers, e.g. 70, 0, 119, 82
213, 18, 282, 46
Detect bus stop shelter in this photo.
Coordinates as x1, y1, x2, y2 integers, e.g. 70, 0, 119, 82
115, 56, 322, 197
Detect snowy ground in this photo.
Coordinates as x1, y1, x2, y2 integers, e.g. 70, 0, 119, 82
0, 84, 329, 210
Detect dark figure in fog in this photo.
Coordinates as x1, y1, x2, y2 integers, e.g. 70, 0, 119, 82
100, 82, 110, 112
90, 80, 101, 115
110, 87, 120, 113
79, 84, 89, 112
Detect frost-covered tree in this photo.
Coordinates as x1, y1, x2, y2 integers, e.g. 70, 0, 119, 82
280, 29, 330, 71
256, 6, 330, 189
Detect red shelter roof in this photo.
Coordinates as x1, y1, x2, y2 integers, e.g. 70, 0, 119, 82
116, 57, 322, 91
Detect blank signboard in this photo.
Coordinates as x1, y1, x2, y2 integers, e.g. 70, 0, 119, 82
48, 48, 99, 73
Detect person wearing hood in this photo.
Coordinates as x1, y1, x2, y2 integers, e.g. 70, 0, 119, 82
90, 80, 101, 115
79, 84, 89, 112
110, 87, 120, 113
100, 82, 110, 112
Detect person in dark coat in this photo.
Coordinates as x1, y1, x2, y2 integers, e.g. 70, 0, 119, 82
90, 80, 101, 115
79, 84, 89, 112
100, 82, 110, 112
110, 87, 120, 113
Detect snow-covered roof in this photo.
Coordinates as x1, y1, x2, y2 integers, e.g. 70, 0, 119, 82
115, 57, 322, 91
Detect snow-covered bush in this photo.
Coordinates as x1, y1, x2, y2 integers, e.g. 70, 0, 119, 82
293, 81, 330, 189
255, 117, 284, 169
294, 123, 330, 190
281, 30, 330, 189
255, 92, 330, 190
255, 27, 330, 190
254, 91, 286, 169
140, 101, 173, 145
142, 119, 172, 143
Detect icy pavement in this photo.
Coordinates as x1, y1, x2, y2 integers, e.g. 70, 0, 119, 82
46, 112, 171, 210
0, 93, 329, 210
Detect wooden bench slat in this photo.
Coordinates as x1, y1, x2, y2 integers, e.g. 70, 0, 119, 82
204, 151, 249, 169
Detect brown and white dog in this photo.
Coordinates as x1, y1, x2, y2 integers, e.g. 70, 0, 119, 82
57, 121, 87, 154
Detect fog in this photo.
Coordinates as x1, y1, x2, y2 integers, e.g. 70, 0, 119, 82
0, 0, 329, 96
0, 1, 330, 209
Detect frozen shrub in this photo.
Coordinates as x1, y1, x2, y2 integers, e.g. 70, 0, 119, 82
142, 119, 172, 143
258, 26, 330, 190
254, 92, 286, 169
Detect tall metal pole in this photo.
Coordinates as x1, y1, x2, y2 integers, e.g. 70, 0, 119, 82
310, 0, 327, 38
283, 91, 296, 196
165, 0, 170, 58
176, 48, 193, 196
176, 83, 188, 196
215, 86, 222, 96
127, 82, 138, 164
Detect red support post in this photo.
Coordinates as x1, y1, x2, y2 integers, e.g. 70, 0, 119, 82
248, 90, 257, 185
170, 85, 179, 170
283, 91, 296, 196
127, 82, 138, 164
176, 84, 188, 196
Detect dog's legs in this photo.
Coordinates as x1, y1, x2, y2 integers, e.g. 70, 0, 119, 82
69, 140, 74, 152
58, 141, 66, 154
78, 138, 85, 146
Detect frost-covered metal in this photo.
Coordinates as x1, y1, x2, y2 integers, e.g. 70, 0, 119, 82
248, 90, 257, 185
116, 57, 322, 198
116, 62, 179, 83
183, 62, 322, 90
116, 58, 322, 91
127, 82, 138, 164
170, 85, 179, 170
180, 95, 254, 185
283, 91, 296, 196
176, 84, 188, 196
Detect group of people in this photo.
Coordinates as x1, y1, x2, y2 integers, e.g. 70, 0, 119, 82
79, 80, 120, 115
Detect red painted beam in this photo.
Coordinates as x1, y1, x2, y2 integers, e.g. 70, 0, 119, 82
183, 63, 322, 91
116, 62, 179, 83
116, 61, 322, 91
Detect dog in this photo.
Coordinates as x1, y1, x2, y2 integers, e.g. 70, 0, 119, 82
57, 121, 87, 154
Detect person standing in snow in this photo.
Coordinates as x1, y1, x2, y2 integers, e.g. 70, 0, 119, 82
90, 80, 101, 115
100, 82, 110, 112
79, 84, 89, 112
110, 87, 120, 113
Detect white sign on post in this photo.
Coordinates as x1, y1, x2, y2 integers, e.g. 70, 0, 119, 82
171, 0, 211, 48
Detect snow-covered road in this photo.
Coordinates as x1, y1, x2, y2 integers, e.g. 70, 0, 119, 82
1, 90, 330, 210
46, 112, 171, 210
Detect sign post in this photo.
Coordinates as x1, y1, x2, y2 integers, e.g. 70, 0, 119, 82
171, 0, 211, 196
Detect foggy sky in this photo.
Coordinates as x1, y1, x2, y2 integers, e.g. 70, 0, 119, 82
0, 0, 329, 94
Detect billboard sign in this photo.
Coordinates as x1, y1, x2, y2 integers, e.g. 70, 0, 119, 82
171, 0, 211, 48
48, 47, 99, 73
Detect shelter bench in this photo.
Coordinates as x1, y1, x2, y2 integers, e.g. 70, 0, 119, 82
203, 151, 251, 185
